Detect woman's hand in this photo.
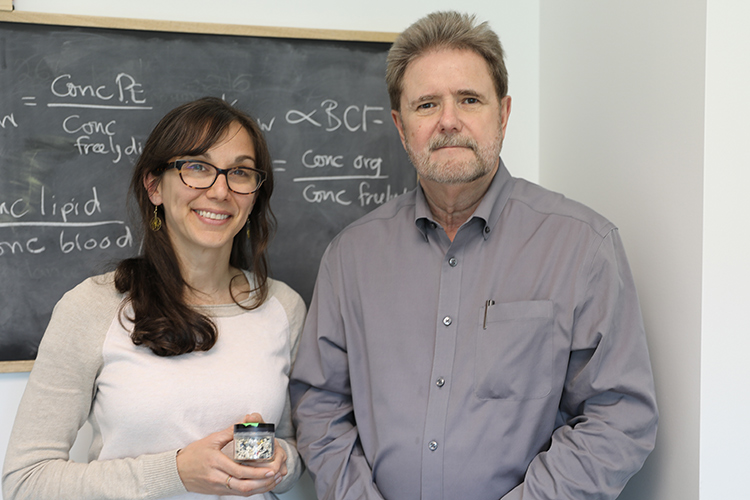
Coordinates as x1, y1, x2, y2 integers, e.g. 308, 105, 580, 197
175, 413, 287, 496
242, 413, 289, 481
237, 413, 288, 485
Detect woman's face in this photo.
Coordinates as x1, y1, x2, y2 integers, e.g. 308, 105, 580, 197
146, 121, 258, 262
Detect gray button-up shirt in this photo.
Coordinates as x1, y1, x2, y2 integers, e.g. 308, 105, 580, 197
291, 160, 657, 500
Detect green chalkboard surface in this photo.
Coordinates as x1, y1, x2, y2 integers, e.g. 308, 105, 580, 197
0, 15, 415, 365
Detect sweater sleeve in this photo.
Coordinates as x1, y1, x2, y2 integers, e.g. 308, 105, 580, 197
268, 279, 307, 494
1, 275, 186, 500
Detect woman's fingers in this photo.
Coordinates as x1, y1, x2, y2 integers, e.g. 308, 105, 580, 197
243, 412, 264, 423
176, 420, 286, 496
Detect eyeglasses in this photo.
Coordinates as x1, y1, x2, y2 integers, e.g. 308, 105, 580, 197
165, 160, 267, 195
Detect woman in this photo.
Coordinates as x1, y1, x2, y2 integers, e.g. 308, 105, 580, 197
2, 97, 305, 499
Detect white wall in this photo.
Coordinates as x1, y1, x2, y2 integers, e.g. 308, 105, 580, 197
701, 1, 750, 498
0, 2, 540, 500
539, 1, 707, 499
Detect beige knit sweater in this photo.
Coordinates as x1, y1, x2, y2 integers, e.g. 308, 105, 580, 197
2, 271, 306, 500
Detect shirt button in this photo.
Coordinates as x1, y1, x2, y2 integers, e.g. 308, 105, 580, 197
428, 440, 438, 451
484, 226, 491, 234
443, 316, 452, 326
436, 377, 445, 387
448, 257, 457, 267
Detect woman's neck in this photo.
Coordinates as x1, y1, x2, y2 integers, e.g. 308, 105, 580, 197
176, 249, 249, 306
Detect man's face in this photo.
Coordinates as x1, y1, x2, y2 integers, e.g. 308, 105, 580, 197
392, 48, 511, 185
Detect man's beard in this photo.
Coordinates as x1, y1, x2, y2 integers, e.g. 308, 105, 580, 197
404, 131, 502, 185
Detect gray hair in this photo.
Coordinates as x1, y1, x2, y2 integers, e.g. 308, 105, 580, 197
386, 11, 508, 111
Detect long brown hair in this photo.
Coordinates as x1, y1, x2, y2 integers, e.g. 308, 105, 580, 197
115, 97, 276, 356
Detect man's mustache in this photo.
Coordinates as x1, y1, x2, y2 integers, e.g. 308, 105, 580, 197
429, 135, 479, 152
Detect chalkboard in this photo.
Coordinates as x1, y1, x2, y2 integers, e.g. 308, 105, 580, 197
0, 14, 415, 368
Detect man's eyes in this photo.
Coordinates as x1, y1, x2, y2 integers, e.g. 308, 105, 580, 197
414, 97, 480, 111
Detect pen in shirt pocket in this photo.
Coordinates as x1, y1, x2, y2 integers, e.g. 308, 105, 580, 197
483, 299, 495, 329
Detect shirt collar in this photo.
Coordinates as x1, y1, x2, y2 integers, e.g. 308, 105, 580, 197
414, 158, 516, 241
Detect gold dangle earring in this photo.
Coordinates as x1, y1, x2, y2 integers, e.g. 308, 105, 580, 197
246, 217, 251, 239
150, 205, 162, 232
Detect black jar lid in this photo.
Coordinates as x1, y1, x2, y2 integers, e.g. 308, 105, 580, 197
234, 422, 275, 432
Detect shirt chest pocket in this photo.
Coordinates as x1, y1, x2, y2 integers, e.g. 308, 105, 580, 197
474, 300, 554, 400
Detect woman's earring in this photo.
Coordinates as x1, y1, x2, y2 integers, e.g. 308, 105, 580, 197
150, 206, 162, 232
246, 217, 251, 239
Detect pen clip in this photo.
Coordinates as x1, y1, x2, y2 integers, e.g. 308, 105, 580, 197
483, 299, 495, 330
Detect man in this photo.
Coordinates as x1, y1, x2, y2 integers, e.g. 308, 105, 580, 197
290, 11, 657, 500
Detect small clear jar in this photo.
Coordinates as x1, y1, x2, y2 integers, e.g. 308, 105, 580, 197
233, 423, 275, 464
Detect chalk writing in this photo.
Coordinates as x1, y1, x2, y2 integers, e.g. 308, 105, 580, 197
63, 115, 117, 136
0, 184, 132, 257
358, 182, 408, 207
257, 117, 275, 132
302, 149, 344, 169
0, 225, 133, 257
353, 155, 383, 177
0, 113, 18, 128
293, 149, 404, 207
39, 186, 102, 222
0, 198, 29, 218
0, 238, 45, 256
51, 73, 147, 106
294, 150, 386, 179
286, 99, 385, 132
59, 226, 133, 254
303, 185, 352, 206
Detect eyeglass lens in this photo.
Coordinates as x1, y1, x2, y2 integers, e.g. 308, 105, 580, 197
179, 161, 262, 194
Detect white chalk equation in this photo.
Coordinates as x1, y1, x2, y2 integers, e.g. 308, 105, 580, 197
18, 73, 151, 110
285, 99, 384, 133
2, 72, 153, 164
0, 186, 134, 257
2, 70, 409, 223
290, 149, 408, 206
